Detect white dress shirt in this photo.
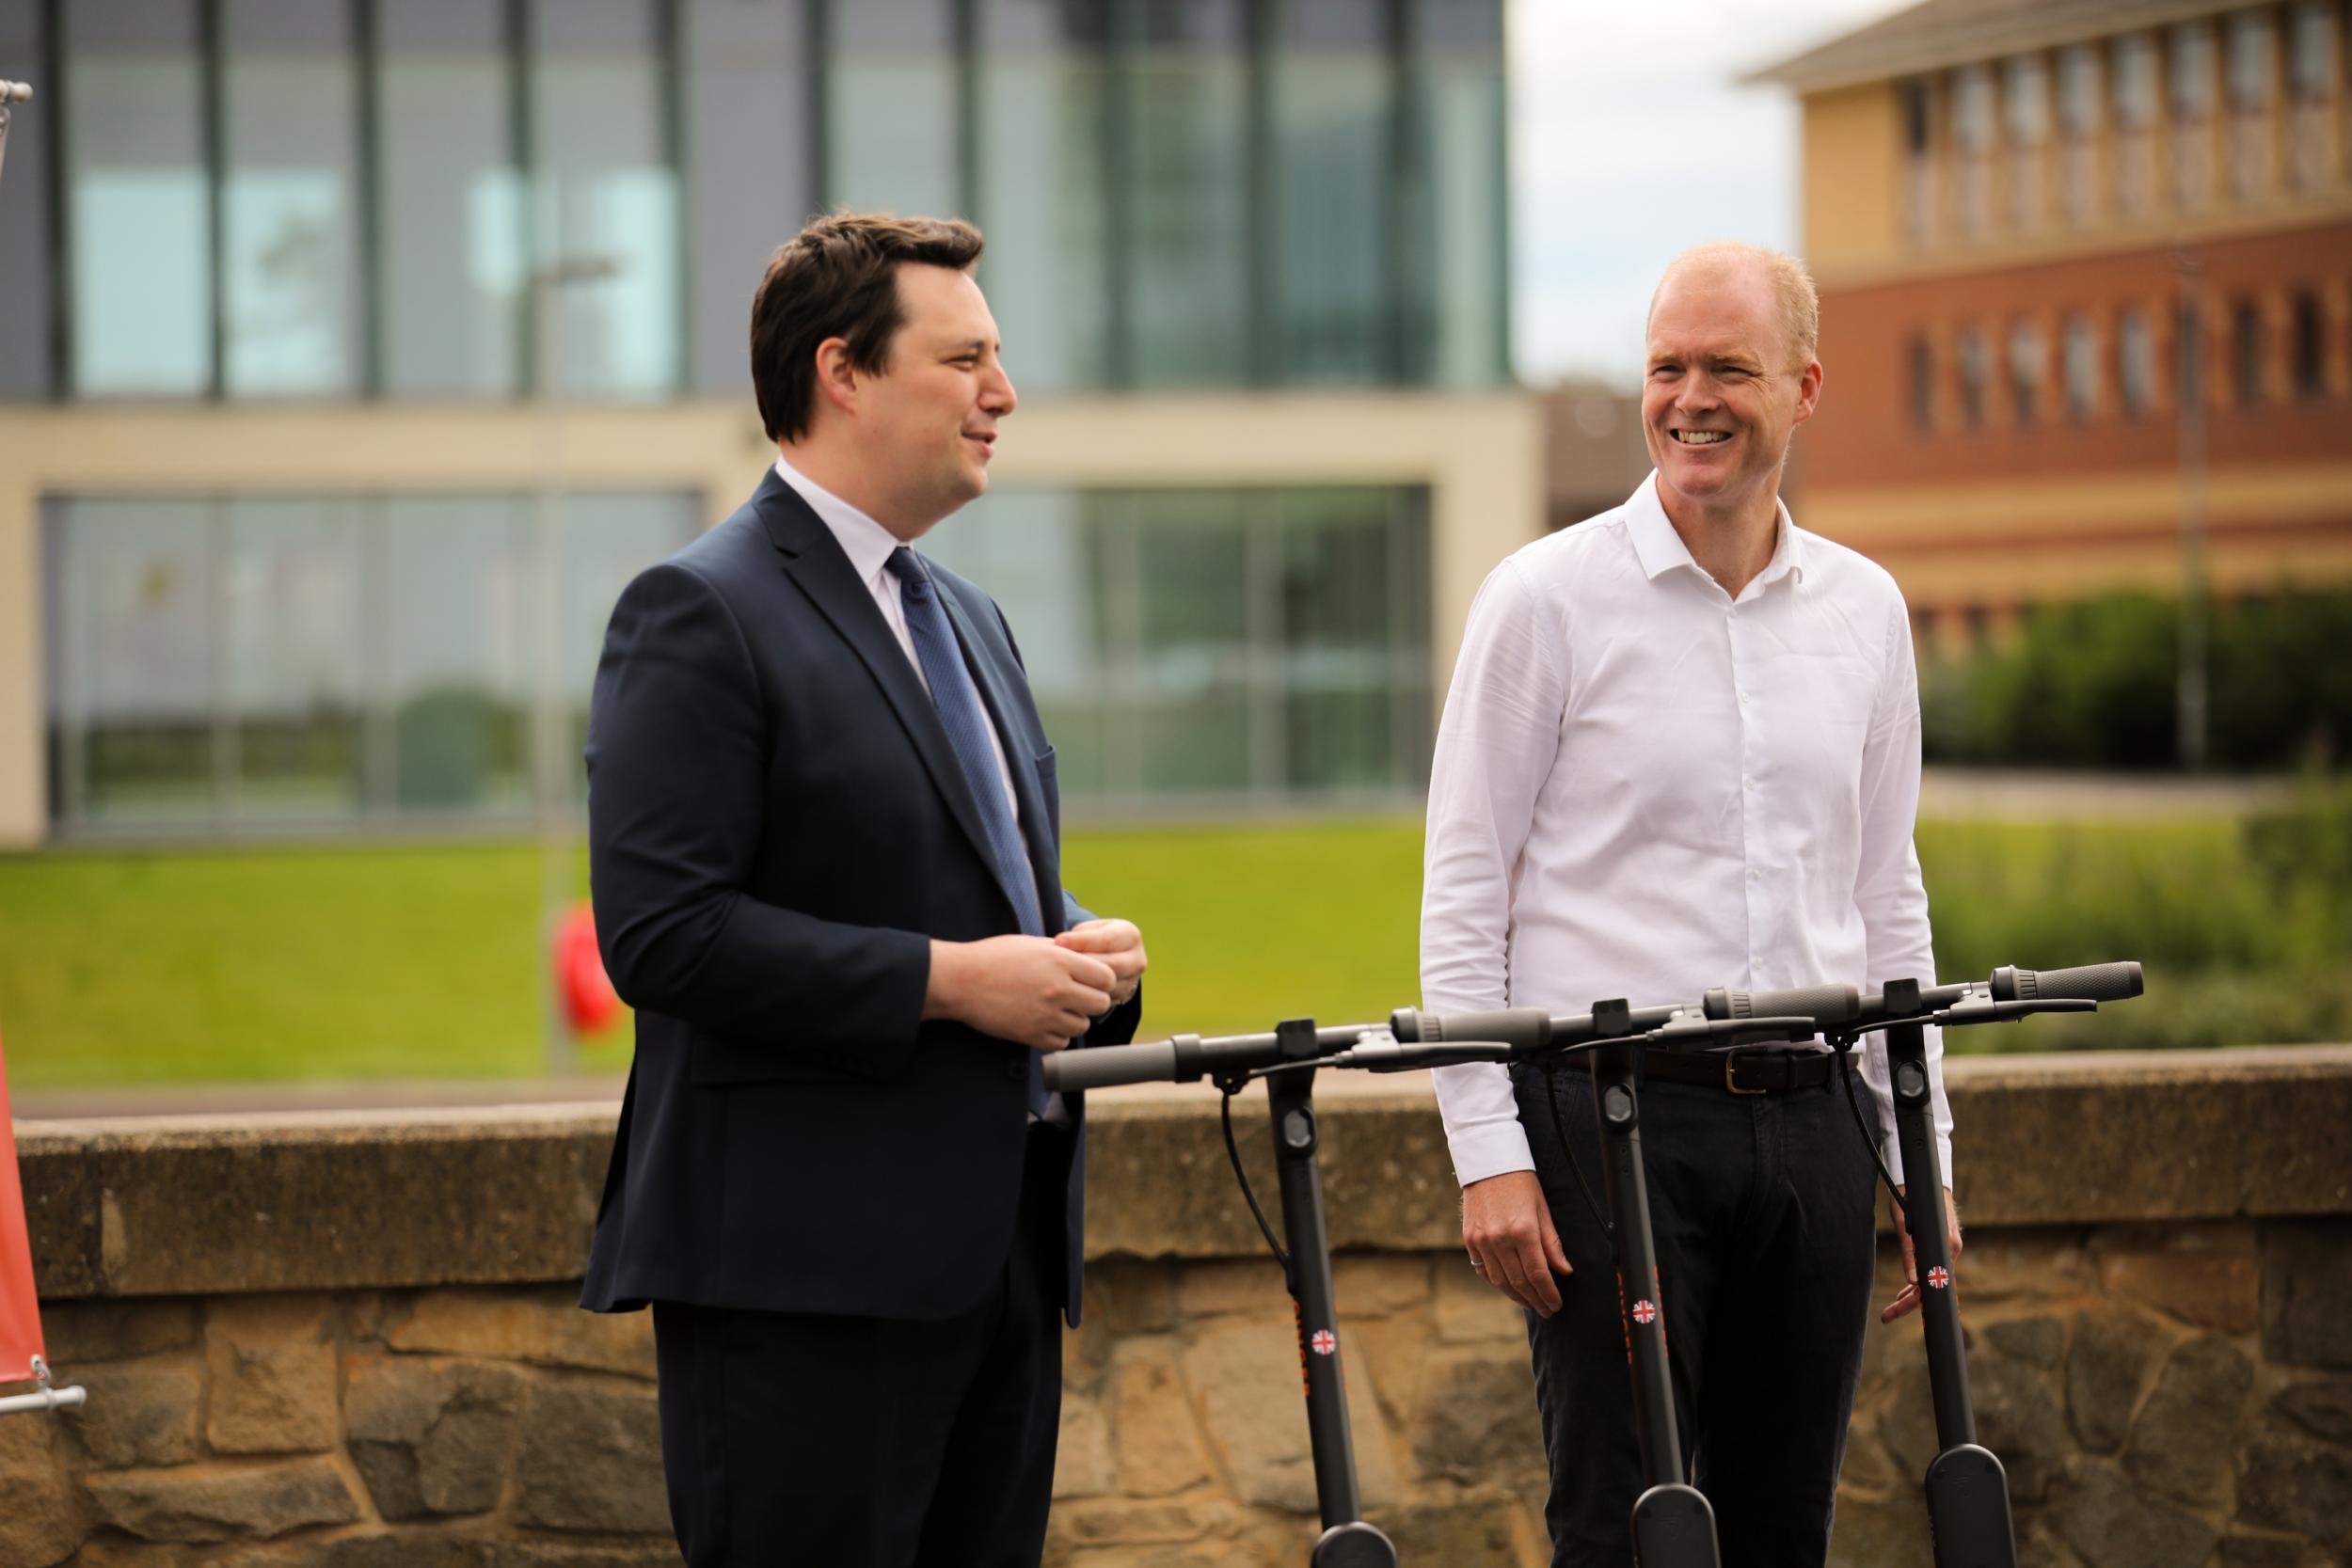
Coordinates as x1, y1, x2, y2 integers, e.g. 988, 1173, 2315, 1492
1422, 472, 1954, 1190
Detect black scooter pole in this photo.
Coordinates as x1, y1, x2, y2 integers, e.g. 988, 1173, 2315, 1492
1881, 980, 2016, 1568
1263, 1020, 1400, 1568
1586, 1002, 1719, 1568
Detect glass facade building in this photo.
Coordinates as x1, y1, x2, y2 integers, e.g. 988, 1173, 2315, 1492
0, 0, 1513, 839
3, 0, 1506, 404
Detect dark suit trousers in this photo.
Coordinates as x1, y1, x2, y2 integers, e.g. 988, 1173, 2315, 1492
652, 1124, 1070, 1568
1513, 1060, 1879, 1568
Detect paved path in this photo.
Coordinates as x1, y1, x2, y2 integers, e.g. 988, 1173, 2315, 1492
1917, 767, 2296, 819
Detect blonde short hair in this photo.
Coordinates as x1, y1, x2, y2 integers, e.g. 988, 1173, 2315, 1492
1648, 242, 1820, 369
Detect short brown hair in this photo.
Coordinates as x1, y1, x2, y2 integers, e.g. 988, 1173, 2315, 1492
750, 212, 986, 441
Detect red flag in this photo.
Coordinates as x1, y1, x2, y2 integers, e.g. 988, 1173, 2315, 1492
0, 1025, 44, 1383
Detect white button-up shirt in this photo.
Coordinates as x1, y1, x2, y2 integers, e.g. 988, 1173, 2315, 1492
1422, 472, 1954, 1189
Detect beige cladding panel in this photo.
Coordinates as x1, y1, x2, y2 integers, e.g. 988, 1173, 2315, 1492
0, 396, 1543, 847
1803, 83, 1908, 274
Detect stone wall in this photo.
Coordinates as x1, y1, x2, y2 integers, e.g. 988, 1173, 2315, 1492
2, 1048, 2349, 1568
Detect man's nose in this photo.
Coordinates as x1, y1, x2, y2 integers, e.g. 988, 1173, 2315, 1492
982, 363, 1017, 417
1674, 372, 1720, 412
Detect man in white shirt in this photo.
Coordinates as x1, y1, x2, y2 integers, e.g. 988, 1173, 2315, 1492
1421, 242, 1961, 1565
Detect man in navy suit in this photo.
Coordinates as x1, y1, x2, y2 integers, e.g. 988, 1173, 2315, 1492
580, 212, 1148, 1567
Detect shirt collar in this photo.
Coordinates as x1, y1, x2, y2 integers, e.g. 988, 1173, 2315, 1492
772, 452, 905, 587
1623, 470, 1807, 593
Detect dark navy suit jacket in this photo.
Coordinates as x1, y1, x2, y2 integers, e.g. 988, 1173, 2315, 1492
578, 468, 1139, 1324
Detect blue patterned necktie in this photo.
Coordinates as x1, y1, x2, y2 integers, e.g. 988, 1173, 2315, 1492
886, 548, 1050, 1114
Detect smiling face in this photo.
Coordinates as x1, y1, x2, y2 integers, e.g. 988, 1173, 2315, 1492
1641, 259, 1821, 524
853, 262, 1017, 537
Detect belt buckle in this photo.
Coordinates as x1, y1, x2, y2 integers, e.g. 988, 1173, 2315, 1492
1724, 1051, 1771, 1096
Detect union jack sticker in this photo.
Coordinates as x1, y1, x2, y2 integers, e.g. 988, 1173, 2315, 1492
1630, 1299, 1659, 1325
1310, 1328, 1338, 1356
1926, 1266, 1952, 1290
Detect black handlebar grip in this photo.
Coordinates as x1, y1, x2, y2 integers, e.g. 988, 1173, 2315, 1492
1042, 1040, 1180, 1092
1991, 961, 2144, 1005
1411, 1006, 1552, 1053
1702, 982, 1860, 1025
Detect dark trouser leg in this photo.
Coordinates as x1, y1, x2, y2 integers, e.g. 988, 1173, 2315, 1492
913, 1124, 1069, 1568
1690, 1084, 1878, 1568
652, 1127, 1070, 1568
1516, 1065, 1750, 1568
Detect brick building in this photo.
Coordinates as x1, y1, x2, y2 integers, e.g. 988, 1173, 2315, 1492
1753, 0, 2352, 649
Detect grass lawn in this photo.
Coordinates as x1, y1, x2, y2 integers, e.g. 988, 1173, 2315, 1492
1, 805, 2342, 1087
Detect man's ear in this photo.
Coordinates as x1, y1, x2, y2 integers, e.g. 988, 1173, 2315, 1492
813, 337, 859, 416
1791, 356, 1824, 427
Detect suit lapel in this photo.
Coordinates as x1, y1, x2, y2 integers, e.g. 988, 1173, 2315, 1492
754, 475, 998, 883
939, 583, 1064, 935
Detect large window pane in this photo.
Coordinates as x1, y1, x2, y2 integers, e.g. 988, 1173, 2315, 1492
560, 494, 705, 799
381, 498, 532, 813
533, 4, 680, 400
226, 499, 363, 818
1277, 0, 1393, 382
46, 490, 700, 832
220, 1, 362, 396
1127, 0, 1250, 387
1420, 0, 1507, 387
1279, 489, 1414, 792
1131, 490, 1252, 795
978, 0, 1110, 394
923, 486, 1109, 796
829, 0, 959, 218
377, 1, 525, 398
52, 499, 219, 823
66, 3, 210, 395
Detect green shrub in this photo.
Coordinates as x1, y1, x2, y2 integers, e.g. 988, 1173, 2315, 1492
1924, 588, 2352, 770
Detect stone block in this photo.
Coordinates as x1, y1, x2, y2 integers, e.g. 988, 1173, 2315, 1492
2097, 1245, 2261, 1336
2057, 1463, 2219, 1568
2263, 1220, 2352, 1370
2235, 1422, 2352, 1542
1407, 1350, 1543, 1487
1824, 1492, 1931, 1568
1883, 1354, 2066, 1502
1111, 1350, 1214, 1497
1171, 1259, 1289, 1322
1052, 1389, 1116, 1500
1940, 1230, 2093, 1300
2122, 1334, 2254, 1504
0, 1406, 88, 1568
512, 1380, 668, 1534
1377, 1495, 1531, 1568
1091, 1263, 1178, 1337
1045, 1497, 1245, 1549
2217, 1535, 2332, 1568
387, 1289, 653, 1380
85, 1457, 361, 1544
1180, 1317, 1396, 1514
1433, 1261, 1529, 1345
2270, 1376, 2352, 1445
342, 1294, 387, 1342
2066, 1305, 2172, 1454
1330, 1256, 1431, 1318
66, 1360, 204, 1468
1983, 1314, 2066, 1369
342, 1354, 524, 1519
206, 1295, 339, 1455
38, 1300, 199, 1366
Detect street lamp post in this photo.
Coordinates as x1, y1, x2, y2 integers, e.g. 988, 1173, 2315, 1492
2175, 250, 2211, 772
531, 252, 620, 1078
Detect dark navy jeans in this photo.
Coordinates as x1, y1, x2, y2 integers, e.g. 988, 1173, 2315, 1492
1511, 1057, 1879, 1568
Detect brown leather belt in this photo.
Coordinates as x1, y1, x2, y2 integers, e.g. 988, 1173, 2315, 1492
1638, 1047, 1833, 1095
